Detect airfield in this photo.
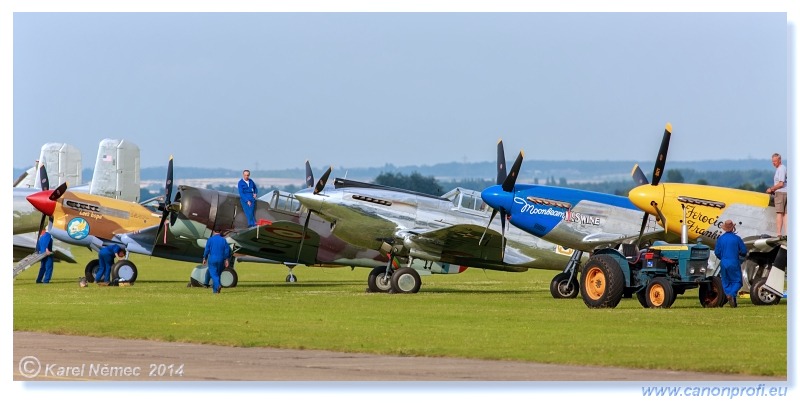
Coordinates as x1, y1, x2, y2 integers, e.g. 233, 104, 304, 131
13, 248, 787, 381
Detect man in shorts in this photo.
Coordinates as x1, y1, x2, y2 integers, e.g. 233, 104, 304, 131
767, 153, 787, 236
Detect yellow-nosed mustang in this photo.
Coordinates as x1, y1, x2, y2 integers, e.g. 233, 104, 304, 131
629, 124, 787, 305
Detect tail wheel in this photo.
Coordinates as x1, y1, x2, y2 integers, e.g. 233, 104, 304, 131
580, 255, 625, 308
367, 266, 393, 293
750, 277, 781, 305
645, 277, 674, 308
390, 267, 422, 294
84, 259, 99, 283
550, 272, 579, 299
699, 276, 726, 308
285, 274, 298, 283
111, 259, 138, 284
220, 267, 238, 288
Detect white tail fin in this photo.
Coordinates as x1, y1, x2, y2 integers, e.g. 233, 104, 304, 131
89, 139, 141, 202
15, 143, 82, 189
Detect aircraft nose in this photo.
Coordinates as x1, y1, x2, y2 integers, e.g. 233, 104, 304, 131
481, 185, 512, 212
293, 189, 325, 212
26, 190, 57, 216
628, 185, 664, 215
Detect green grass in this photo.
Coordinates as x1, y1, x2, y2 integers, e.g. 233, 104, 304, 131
14, 248, 787, 376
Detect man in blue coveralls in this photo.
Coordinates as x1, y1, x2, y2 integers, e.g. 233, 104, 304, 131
35, 229, 54, 284
238, 169, 258, 227
714, 220, 747, 308
203, 229, 231, 294
96, 244, 126, 285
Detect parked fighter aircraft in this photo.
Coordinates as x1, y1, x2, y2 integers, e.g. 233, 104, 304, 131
292, 163, 575, 294
480, 139, 665, 298
165, 161, 389, 283
628, 125, 788, 305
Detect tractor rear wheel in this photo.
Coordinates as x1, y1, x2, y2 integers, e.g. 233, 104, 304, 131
580, 255, 625, 308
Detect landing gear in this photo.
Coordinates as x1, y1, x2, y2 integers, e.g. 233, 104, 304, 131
367, 266, 393, 293
550, 272, 579, 299
84, 259, 100, 283
285, 264, 298, 283
551, 250, 582, 299
390, 267, 422, 294
111, 259, 138, 284
220, 267, 238, 288
750, 277, 781, 305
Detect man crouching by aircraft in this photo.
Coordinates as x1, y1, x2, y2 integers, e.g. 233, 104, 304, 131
202, 229, 231, 294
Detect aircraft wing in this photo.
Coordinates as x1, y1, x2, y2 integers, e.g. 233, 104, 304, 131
226, 220, 321, 265
117, 224, 207, 263
743, 235, 787, 253
401, 224, 533, 272
13, 234, 77, 264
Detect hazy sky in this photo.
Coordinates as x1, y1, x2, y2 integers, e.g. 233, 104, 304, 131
9, 10, 791, 171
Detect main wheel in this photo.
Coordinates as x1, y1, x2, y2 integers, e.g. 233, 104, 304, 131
699, 276, 726, 308
390, 267, 422, 294
220, 267, 238, 288
84, 259, 99, 283
367, 266, 393, 293
580, 255, 625, 308
550, 272, 579, 299
111, 259, 138, 283
750, 277, 781, 305
645, 277, 674, 308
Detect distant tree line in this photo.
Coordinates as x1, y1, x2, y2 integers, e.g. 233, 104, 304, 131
372, 169, 772, 196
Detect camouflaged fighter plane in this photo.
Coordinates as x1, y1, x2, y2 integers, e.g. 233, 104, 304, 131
163, 161, 390, 283
292, 156, 577, 294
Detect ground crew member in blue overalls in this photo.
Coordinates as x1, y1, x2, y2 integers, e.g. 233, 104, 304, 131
714, 220, 747, 308
35, 229, 54, 284
96, 244, 125, 285
238, 169, 258, 227
203, 230, 231, 294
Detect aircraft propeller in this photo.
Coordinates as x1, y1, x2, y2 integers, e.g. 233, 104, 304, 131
631, 123, 672, 243
479, 139, 524, 259
305, 160, 314, 188
153, 156, 175, 248
295, 165, 333, 263
32, 164, 68, 244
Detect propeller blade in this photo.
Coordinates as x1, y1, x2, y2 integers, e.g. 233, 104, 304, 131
13, 171, 28, 188
49, 182, 68, 201
153, 156, 175, 249
305, 160, 315, 188
502, 151, 524, 192
295, 211, 312, 263
165, 156, 174, 206
500, 209, 507, 260
631, 164, 649, 185
651, 123, 672, 186
635, 213, 650, 246
313, 166, 332, 195
36, 214, 48, 245
478, 208, 499, 246
496, 139, 507, 185
38, 164, 50, 191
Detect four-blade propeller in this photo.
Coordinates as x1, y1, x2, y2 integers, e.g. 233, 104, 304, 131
296, 165, 333, 263
153, 156, 175, 248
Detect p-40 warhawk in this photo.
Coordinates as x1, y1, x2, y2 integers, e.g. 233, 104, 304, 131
292, 167, 575, 294
628, 126, 788, 305
480, 139, 664, 299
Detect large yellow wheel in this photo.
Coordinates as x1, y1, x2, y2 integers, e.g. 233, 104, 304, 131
645, 277, 674, 308
580, 254, 625, 308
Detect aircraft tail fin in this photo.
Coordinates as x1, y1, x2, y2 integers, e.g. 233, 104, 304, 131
89, 139, 141, 202
15, 143, 82, 189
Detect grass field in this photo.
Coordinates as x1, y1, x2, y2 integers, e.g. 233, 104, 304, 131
14, 248, 788, 377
